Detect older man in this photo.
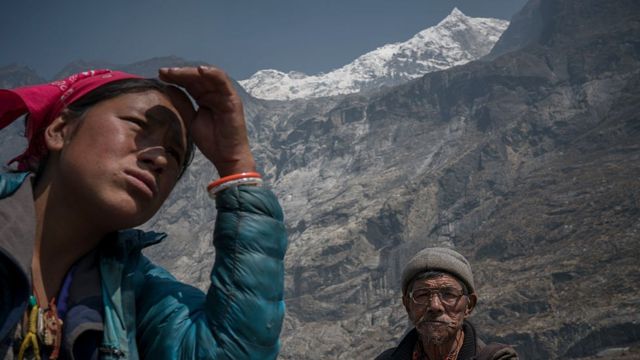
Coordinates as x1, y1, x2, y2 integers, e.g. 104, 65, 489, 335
376, 247, 518, 360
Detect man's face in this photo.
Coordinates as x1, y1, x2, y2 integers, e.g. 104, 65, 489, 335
403, 274, 477, 345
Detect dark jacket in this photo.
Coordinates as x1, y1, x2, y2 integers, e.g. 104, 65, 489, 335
375, 322, 518, 360
0, 172, 288, 359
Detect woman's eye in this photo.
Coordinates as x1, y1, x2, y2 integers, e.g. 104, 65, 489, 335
124, 117, 147, 128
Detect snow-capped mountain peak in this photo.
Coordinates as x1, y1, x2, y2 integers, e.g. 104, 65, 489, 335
447, 7, 466, 19
239, 8, 509, 100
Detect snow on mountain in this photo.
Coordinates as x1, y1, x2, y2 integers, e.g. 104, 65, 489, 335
239, 8, 509, 100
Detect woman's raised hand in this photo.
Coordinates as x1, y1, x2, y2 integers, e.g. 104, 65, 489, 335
159, 66, 256, 177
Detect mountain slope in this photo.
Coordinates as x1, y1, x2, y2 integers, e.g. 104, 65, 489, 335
239, 8, 508, 100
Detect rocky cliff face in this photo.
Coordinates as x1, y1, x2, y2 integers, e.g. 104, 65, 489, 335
250, 0, 638, 358
1, 1, 638, 358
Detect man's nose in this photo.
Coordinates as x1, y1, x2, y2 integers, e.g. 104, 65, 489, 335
139, 146, 169, 175
426, 293, 445, 313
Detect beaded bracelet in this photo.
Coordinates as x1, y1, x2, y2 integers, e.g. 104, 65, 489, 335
207, 172, 263, 198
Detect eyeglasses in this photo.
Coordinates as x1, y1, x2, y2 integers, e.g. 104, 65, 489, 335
408, 287, 466, 307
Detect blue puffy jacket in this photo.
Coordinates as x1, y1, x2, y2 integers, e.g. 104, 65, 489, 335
0, 172, 287, 359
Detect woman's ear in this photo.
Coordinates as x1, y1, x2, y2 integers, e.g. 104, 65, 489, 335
44, 113, 74, 152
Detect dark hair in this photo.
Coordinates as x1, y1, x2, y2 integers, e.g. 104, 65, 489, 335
64, 78, 196, 178
405, 270, 468, 295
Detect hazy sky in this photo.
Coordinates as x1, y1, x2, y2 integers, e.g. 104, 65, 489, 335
1, 0, 527, 80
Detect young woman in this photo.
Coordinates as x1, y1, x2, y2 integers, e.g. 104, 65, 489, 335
0, 67, 287, 359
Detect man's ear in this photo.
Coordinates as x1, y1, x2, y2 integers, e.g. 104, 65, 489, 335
402, 292, 410, 313
464, 293, 477, 317
44, 113, 74, 152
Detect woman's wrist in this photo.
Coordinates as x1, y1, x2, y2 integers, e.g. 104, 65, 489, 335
207, 171, 262, 198
214, 157, 257, 178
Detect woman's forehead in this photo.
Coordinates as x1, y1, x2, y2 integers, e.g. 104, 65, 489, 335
120, 90, 192, 128
93, 91, 190, 146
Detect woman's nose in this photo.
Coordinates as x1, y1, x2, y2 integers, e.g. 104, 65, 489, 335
138, 146, 169, 175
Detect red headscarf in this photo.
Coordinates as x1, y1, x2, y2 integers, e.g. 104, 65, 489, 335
0, 69, 141, 170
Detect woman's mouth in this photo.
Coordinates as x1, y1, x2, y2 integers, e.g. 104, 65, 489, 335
124, 169, 158, 198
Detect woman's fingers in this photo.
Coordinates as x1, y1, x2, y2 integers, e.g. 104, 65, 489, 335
159, 66, 236, 106
196, 66, 235, 96
158, 66, 255, 176
195, 92, 242, 114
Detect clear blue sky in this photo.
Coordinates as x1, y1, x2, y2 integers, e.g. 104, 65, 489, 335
0, 0, 527, 80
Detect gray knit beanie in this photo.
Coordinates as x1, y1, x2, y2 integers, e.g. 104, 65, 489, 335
401, 247, 475, 295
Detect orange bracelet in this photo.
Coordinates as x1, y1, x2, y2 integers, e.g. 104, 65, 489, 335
206, 172, 262, 192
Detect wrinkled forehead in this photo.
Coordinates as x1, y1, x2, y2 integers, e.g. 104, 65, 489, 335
409, 272, 464, 291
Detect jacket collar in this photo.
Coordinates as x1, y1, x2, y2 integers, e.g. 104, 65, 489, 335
0, 172, 35, 341
459, 321, 478, 359
0, 172, 30, 198
0, 172, 35, 282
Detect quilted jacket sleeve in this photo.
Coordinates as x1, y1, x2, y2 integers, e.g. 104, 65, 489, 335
135, 186, 287, 359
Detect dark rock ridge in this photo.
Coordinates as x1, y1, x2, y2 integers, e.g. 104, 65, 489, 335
0, 1, 639, 358
0, 64, 45, 88
52, 56, 255, 102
